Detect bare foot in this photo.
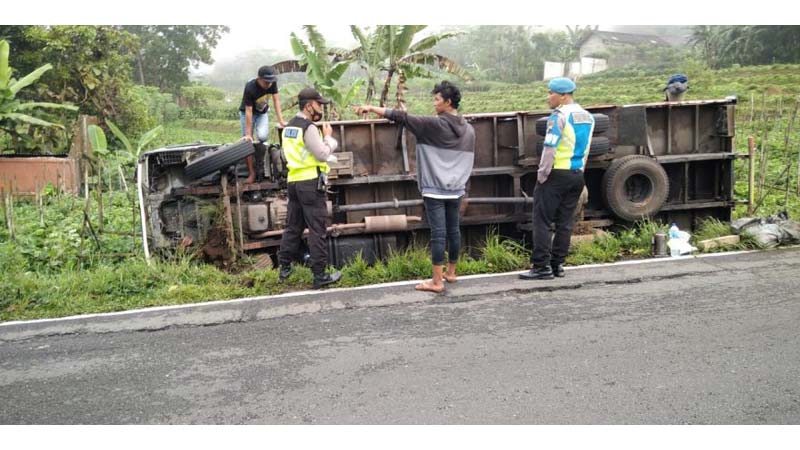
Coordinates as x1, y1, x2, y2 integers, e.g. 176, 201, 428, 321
443, 273, 457, 283
244, 176, 256, 184
415, 280, 445, 293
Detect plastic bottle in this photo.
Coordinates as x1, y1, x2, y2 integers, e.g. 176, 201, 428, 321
668, 223, 680, 239
668, 223, 682, 257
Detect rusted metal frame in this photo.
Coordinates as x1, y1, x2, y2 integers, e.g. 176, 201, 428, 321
407, 213, 531, 230
335, 196, 535, 213
400, 126, 410, 174
177, 198, 185, 240
369, 123, 378, 175
242, 239, 281, 251
492, 117, 499, 167
369, 123, 379, 216
667, 105, 672, 155
659, 200, 735, 211
656, 153, 736, 163
694, 105, 700, 152
683, 162, 690, 204
516, 114, 526, 161
172, 181, 280, 197
328, 166, 537, 186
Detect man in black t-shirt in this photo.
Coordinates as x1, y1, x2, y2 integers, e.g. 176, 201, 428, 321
239, 65, 287, 183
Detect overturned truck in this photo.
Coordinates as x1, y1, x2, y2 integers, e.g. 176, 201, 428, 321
137, 97, 746, 267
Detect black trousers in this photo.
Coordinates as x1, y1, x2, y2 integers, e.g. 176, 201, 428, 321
531, 169, 586, 268
278, 179, 328, 275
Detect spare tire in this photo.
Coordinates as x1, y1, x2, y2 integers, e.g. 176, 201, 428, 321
535, 113, 609, 137
185, 141, 255, 180
601, 155, 669, 222
536, 136, 611, 157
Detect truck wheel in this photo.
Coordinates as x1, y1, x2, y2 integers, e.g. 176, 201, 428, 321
184, 141, 255, 180
536, 136, 610, 157
601, 155, 669, 222
535, 113, 609, 137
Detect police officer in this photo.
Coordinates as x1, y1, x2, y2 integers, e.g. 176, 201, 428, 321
277, 87, 342, 289
520, 77, 595, 280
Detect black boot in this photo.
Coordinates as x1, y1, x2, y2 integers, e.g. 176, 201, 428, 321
279, 265, 293, 281
519, 266, 554, 280
552, 263, 565, 278
313, 270, 342, 289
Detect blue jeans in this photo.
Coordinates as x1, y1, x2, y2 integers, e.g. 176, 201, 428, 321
239, 111, 270, 142
423, 196, 462, 265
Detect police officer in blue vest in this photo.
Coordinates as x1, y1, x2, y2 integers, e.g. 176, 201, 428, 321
521, 77, 595, 280
277, 87, 342, 289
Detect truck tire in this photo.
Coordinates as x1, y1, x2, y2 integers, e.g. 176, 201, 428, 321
535, 113, 609, 137
601, 155, 669, 222
184, 141, 255, 180
536, 136, 611, 157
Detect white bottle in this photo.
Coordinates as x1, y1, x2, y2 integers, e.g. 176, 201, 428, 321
668, 223, 680, 239
668, 223, 682, 256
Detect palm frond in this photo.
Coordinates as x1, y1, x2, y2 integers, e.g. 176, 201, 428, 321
303, 25, 327, 55
272, 59, 307, 74
409, 31, 463, 53
400, 53, 473, 81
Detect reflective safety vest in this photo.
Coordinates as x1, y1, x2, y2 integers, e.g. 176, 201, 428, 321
281, 116, 330, 182
543, 103, 595, 171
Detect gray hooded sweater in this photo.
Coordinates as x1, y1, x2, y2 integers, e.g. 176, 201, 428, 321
385, 109, 475, 197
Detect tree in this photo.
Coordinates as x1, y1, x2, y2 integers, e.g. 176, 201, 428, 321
0, 26, 144, 152
688, 26, 719, 68
0, 39, 78, 152
563, 25, 598, 62
373, 25, 470, 109
122, 26, 229, 93
274, 26, 363, 120
689, 25, 800, 69
431, 26, 567, 83
340, 26, 384, 105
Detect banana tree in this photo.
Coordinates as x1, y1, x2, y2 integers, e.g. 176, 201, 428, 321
105, 119, 163, 163
0, 40, 78, 147
273, 26, 362, 120
374, 26, 471, 109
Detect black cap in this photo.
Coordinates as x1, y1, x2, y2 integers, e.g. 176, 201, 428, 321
298, 87, 330, 104
257, 65, 277, 82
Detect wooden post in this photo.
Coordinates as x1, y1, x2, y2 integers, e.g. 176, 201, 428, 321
758, 129, 769, 204
7, 180, 15, 240
96, 162, 104, 233
36, 181, 44, 227
783, 98, 799, 206
234, 175, 245, 253
747, 135, 756, 216
220, 174, 236, 263
117, 165, 129, 193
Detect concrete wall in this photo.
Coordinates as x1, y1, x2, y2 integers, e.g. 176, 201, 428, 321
0, 156, 81, 195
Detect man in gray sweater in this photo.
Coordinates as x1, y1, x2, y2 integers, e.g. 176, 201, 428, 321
356, 81, 475, 293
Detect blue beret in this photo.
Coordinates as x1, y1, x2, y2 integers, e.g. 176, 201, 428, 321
548, 77, 576, 94
667, 74, 688, 85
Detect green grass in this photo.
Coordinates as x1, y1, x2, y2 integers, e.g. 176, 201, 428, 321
692, 217, 762, 252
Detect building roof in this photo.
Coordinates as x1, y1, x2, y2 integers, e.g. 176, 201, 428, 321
588, 31, 670, 46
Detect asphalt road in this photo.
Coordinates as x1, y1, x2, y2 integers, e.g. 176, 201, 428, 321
1, 248, 799, 424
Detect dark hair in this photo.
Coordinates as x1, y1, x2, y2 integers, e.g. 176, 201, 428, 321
431, 80, 461, 109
